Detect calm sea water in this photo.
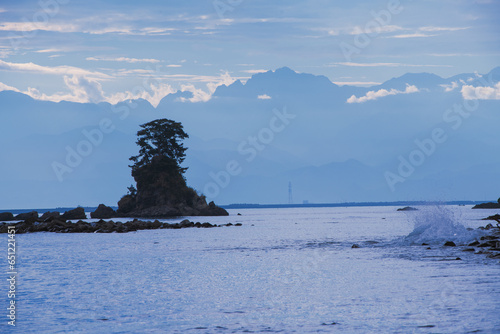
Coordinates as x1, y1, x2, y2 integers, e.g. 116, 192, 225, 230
1, 205, 499, 333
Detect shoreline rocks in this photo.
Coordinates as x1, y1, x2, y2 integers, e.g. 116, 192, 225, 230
0, 218, 242, 234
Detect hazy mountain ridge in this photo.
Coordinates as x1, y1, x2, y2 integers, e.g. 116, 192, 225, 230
1, 67, 499, 208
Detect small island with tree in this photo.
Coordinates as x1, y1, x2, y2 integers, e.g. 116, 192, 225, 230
117, 118, 228, 218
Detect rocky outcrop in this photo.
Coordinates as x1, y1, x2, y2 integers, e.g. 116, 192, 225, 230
0, 212, 15, 221
40, 211, 60, 221
473, 199, 500, 209
0, 218, 241, 234
15, 211, 38, 220
90, 204, 116, 219
397, 206, 418, 211
61, 207, 86, 220
117, 156, 228, 218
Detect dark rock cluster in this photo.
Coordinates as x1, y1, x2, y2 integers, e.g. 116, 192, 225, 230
397, 206, 418, 211
117, 156, 228, 218
0, 218, 241, 234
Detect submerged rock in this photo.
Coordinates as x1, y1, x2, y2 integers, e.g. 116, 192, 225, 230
351, 244, 360, 248
444, 241, 456, 247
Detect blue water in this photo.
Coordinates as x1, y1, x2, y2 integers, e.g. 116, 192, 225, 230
1, 205, 499, 333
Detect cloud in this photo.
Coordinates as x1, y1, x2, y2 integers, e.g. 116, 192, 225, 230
347, 84, 419, 103
107, 83, 176, 107
0, 81, 20, 92
257, 94, 272, 100
0, 22, 78, 33
349, 25, 403, 35
22, 76, 106, 103
86, 56, 161, 63
333, 62, 451, 68
35, 49, 64, 53
419, 26, 469, 32
333, 81, 381, 86
0, 60, 110, 79
177, 71, 237, 103
461, 83, 500, 100
390, 33, 436, 38
440, 81, 459, 92
242, 69, 268, 74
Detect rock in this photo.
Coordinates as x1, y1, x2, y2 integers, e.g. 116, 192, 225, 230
351, 244, 360, 248
237, 213, 242, 216
481, 235, 499, 240
426, 247, 431, 250
462, 248, 475, 252
422, 243, 429, 246
468, 241, 480, 246
117, 156, 228, 218
61, 207, 86, 220
235, 223, 242, 226
40, 211, 60, 221
472, 202, 500, 209
90, 204, 116, 219
455, 257, 462, 260
397, 206, 418, 211
487, 253, 500, 259
15, 211, 38, 220
478, 241, 497, 248
482, 214, 500, 222
0, 212, 14, 221
444, 241, 456, 247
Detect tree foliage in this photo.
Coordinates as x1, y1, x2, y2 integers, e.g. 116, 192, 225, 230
129, 118, 189, 173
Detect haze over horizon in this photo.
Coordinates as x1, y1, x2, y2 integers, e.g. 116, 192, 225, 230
1, 0, 500, 209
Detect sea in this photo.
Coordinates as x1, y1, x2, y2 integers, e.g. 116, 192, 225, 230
1, 205, 499, 333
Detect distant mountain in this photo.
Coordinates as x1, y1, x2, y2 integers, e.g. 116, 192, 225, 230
1, 66, 499, 208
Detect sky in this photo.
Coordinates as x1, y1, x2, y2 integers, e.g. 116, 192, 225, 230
0, 0, 499, 106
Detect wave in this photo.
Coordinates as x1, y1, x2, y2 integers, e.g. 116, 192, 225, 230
401, 205, 481, 245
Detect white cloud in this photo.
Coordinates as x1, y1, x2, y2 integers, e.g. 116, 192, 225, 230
107, 83, 176, 107
0, 60, 110, 79
257, 94, 272, 100
419, 26, 469, 32
178, 71, 237, 103
461, 83, 500, 100
390, 33, 436, 38
0, 81, 20, 92
35, 48, 63, 53
242, 69, 268, 74
440, 81, 459, 92
332, 62, 452, 68
333, 81, 381, 86
86, 56, 161, 64
0, 22, 78, 32
350, 25, 403, 35
347, 84, 419, 103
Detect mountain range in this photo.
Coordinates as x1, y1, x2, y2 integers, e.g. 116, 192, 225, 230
1, 66, 499, 209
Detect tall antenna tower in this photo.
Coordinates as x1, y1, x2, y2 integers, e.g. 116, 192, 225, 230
288, 182, 293, 204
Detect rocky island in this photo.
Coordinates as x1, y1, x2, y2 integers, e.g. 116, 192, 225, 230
0, 118, 229, 233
